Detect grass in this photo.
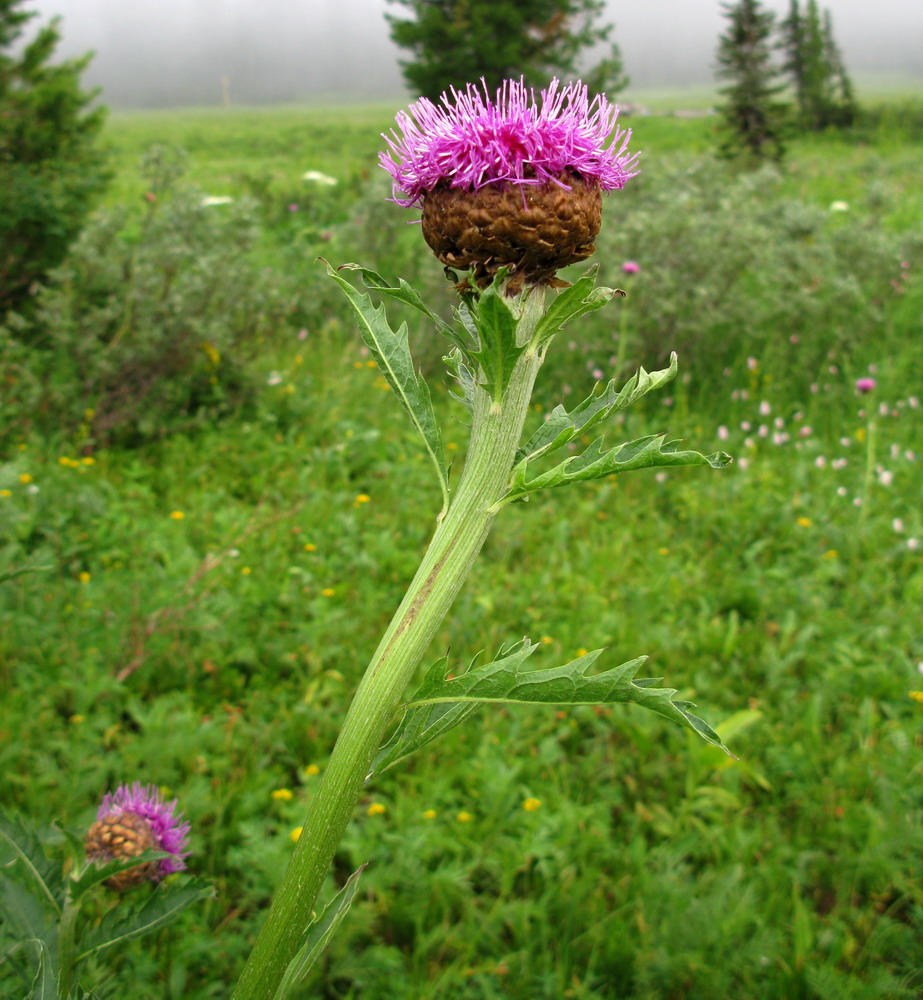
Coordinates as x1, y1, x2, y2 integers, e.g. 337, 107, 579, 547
2, 101, 922, 999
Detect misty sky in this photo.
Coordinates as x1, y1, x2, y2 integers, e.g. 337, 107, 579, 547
23, 0, 923, 107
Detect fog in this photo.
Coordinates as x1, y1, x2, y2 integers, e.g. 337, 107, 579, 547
23, 0, 923, 107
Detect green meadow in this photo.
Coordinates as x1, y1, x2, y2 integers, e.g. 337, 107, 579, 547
2, 97, 922, 998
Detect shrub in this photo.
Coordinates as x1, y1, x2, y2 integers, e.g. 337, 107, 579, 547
2, 148, 299, 446
0, 0, 110, 317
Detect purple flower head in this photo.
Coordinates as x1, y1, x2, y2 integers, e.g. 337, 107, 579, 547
380, 78, 640, 208
98, 782, 191, 875
855, 377, 877, 394
622, 260, 640, 274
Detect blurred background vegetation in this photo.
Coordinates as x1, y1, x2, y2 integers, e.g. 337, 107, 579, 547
1, 0, 922, 996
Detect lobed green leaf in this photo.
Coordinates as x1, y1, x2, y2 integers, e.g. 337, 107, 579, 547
75, 877, 214, 962
373, 638, 732, 776
29, 938, 57, 1000
468, 281, 524, 405
337, 263, 472, 358
0, 814, 62, 918
515, 353, 680, 467
530, 267, 621, 352
66, 850, 172, 904
324, 261, 449, 513
272, 865, 366, 1000
501, 432, 731, 505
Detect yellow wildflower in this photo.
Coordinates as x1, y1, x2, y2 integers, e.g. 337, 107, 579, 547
797, 517, 812, 527
456, 811, 473, 823
354, 493, 371, 505
69, 714, 85, 725
422, 809, 437, 820
321, 587, 335, 597
522, 798, 542, 812
170, 510, 185, 520
576, 647, 589, 657
367, 802, 386, 817
78, 571, 91, 584
289, 827, 303, 843
241, 567, 251, 576
541, 636, 554, 645
81, 456, 95, 466
658, 547, 670, 555
18, 473, 32, 484
303, 543, 317, 552
823, 549, 838, 560
909, 691, 923, 704
0, 489, 11, 498
271, 788, 293, 801
303, 764, 321, 777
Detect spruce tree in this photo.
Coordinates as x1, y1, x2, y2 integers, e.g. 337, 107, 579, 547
0, 0, 109, 317
821, 8, 857, 127
715, 0, 787, 162
781, 0, 856, 131
385, 0, 627, 100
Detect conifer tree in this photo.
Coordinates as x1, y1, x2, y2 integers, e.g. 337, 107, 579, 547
0, 0, 109, 317
779, 0, 856, 130
821, 7, 857, 126
715, 0, 786, 162
385, 0, 627, 100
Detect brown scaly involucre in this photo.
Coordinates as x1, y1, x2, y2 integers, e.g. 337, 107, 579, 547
85, 811, 159, 889
421, 173, 602, 294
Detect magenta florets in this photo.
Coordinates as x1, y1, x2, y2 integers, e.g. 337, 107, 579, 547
380, 78, 640, 208
98, 782, 191, 875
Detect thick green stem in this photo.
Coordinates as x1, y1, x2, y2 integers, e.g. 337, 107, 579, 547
57, 894, 80, 1000
232, 289, 546, 1000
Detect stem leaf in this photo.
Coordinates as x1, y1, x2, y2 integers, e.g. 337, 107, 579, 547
66, 851, 171, 903
75, 877, 213, 962
502, 431, 731, 505
0, 813, 63, 918
272, 865, 366, 1000
468, 282, 525, 404
29, 938, 57, 1000
516, 353, 681, 466
337, 263, 472, 357
0, 875, 57, 969
324, 260, 449, 513
373, 638, 732, 776
531, 267, 620, 351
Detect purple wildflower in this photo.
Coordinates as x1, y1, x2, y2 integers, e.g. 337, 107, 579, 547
380, 78, 639, 208
97, 782, 191, 875
622, 260, 640, 274
855, 377, 876, 394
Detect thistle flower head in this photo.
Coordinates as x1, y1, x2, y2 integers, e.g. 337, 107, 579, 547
855, 377, 876, 394
380, 79, 639, 292
86, 782, 190, 888
380, 78, 639, 208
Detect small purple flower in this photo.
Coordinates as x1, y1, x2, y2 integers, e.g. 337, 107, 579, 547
622, 260, 640, 274
380, 77, 639, 208
288, 203, 299, 212
96, 782, 191, 876
855, 377, 876, 394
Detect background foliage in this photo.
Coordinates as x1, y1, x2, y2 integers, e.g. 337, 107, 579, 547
385, 0, 627, 99
1, 95, 922, 999
0, 0, 110, 317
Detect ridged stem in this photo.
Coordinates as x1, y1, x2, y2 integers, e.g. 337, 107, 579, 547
232, 289, 546, 1000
